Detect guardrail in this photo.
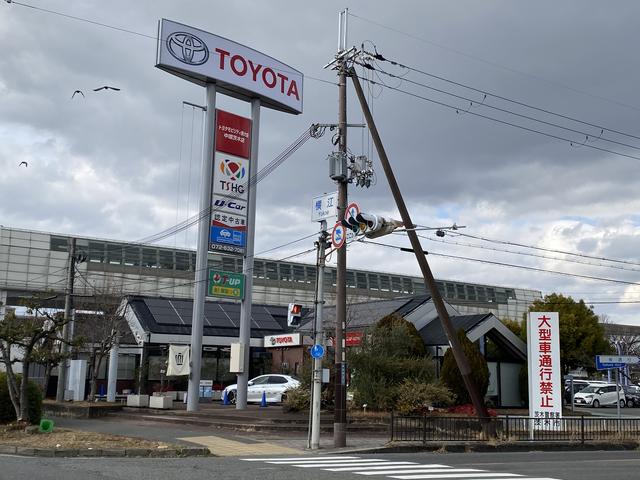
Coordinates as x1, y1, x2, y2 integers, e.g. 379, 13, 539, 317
390, 413, 640, 443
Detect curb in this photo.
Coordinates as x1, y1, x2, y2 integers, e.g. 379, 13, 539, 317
0, 445, 211, 458
335, 440, 640, 455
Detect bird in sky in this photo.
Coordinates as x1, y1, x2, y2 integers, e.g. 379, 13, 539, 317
19, 161, 28, 167
93, 86, 121, 92
71, 90, 85, 99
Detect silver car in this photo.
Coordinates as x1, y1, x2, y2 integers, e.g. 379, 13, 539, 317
222, 374, 300, 404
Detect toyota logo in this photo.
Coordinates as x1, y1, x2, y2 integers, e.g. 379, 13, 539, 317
166, 31, 209, 65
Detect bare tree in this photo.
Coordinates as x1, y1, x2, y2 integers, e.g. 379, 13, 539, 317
75, 293, 126, 401
0, 296, 80, 422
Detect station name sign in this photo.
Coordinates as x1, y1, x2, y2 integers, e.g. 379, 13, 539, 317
156, 19, 303, 114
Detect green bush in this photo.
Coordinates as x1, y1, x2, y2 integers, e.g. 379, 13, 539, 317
282, 385, 310, 413
440, 329, 490, 406
395, 380, 455, 415
0, 372, 43, 424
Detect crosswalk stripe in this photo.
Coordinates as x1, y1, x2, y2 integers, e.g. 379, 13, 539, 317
297, 462, 405, 468
325, 462, 423, 472
242, 456, 357, 461
390, 473, 521, 479
268, 458, 385, 465
357, 469, 481, 476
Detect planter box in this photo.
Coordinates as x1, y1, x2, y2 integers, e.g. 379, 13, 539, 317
149, 396, 173, 409
163, 391, 178, 401
176, 391, 187, 401
126, 395, 149, 408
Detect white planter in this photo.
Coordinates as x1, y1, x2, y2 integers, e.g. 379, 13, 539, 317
126, 394, 149, 408
176, 391, 187, 401
164, 391, 178, 401
149, 395, 173, 409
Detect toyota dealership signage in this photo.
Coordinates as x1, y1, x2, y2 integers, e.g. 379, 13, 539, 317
156, 19, 303, 114
264, 333, 302, 348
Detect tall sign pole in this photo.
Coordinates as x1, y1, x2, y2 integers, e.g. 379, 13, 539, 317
56, 237, 76, 402
333, 8, 349, 448
236, 98, 260, 409
186, 84, 217, 411
156, 18, 303, 411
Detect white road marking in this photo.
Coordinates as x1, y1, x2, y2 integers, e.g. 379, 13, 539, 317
242, 456, 358, 461
325, 462, 424, 471
358, 469, 481, 476
390, 473, 521, 479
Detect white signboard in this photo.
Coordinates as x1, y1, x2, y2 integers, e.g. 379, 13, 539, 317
264, 333, 302, 348
212, 152, 250, 202
527, 312, 562, 429
311, 191, 338, 222
157, 19, 303, 114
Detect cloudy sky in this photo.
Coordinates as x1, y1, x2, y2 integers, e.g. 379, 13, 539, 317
2, 1, 640, 324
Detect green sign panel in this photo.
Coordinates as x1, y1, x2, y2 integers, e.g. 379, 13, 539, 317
207, 269, 244, 300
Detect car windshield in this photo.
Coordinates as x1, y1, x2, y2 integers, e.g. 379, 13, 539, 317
580, 386, 599, 393
250, 376, 270, 385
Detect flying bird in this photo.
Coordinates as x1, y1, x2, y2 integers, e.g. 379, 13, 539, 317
93, 86, 121, 92
71, 90, 85, 99
19, 161, 28, 167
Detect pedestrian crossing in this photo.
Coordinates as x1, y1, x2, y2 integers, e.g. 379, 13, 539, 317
241, 456, 562, 480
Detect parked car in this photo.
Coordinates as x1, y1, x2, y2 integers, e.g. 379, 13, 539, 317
573, 383, 626, 408
622, 385, 640, 407
222, 374, 300, 404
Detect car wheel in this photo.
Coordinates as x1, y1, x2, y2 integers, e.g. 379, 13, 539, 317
280, 393, 288, 403
592, 399, 600, 408
227, 390, 237, 405
620, 399, 626, 408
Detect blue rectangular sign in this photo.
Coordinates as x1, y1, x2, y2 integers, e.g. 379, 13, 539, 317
595, 355, 625, 370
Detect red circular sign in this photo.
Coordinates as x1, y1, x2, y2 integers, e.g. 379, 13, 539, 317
331, 222, 346, 249
344, 202, 360, 221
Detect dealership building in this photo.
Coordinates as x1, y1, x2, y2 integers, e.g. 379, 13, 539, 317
0, 226, 542, 398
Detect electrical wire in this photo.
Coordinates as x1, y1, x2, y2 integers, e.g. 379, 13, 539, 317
348, 11, 640, 114
355, 60, 640, 153
352, 73, 640, 163
360, 238, 640, 287
362, 48, 640, 143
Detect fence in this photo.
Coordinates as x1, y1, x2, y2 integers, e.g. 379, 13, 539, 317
390, 413, 640, 443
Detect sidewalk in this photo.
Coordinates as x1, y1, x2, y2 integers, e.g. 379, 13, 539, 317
49, 409, 391, 456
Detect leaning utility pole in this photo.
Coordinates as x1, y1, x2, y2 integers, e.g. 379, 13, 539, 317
349, 68, 491, 422
333, 8, 349, 448
56, 237, 76, 402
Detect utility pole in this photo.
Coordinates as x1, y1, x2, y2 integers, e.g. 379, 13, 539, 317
56, 237, 76, 402
333, 7, 349, 448
310, 222, 328, 450
349, 68, 491, 423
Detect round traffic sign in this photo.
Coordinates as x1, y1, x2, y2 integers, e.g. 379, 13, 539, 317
345, 202, 361, 221
331, 222, 346, 249
310, 344, 325, 359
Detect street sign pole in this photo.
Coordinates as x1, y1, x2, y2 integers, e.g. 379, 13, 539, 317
236, 98, 261, 410
310, 220, 327, 450
187, 83, 217, 412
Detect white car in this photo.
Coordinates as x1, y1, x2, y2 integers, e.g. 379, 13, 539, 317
573, 383, 626, 408
222, 374, 300, 404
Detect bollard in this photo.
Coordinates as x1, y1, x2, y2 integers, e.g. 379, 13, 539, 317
260, 390, 268, 408
222, 390, 229, 405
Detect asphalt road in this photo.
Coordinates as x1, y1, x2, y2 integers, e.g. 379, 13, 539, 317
1, 450, 639, 480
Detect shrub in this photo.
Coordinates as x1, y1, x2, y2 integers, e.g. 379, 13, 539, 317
395, 380, 455, 415
282, 385, 310, 413
0, 373, 43, 425
440, 329, 490, 406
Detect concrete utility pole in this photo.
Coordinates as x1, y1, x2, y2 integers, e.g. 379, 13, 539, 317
56, 237, 76, 402
186, 84, 217, 412
310, 222, 328, 450
333, 8, 349, 448
349, 69, 491, 422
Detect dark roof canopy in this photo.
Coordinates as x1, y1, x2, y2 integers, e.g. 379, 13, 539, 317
126, 295, 292, 339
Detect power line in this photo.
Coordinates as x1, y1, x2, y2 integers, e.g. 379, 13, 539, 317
348, 11, 640, 114
353, 73, 640, 163
360, 238, 640, 287
417, 234, 640, 274
447, 231, 640, 268
356, 59, 640, 153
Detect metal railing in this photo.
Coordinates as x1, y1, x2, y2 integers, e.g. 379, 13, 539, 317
390, 413, 640, 443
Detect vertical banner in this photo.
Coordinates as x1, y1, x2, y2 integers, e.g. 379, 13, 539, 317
167, 344, 191, 376
210, 110, 252, 255
528, 312, 562, 429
